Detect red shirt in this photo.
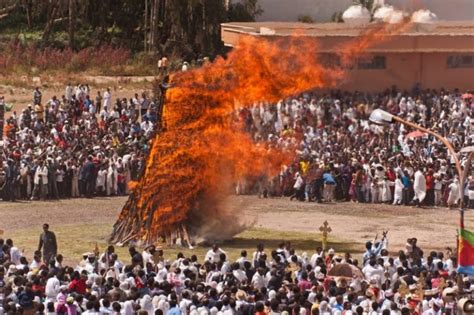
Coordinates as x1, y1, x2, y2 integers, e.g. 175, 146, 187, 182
426, 174, 434, 190
32, 284, 45, 295
298, 279, 313, 292
386, 170, 396, 182
69, 278, 87, 294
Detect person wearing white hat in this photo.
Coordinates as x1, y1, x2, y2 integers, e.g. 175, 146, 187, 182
422, 299, 443, 315
182, 62, 189, 72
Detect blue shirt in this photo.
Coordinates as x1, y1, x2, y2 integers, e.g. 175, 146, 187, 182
362, 238, 387, 265
401, 175, 410, 188
323, 173, 336, 184
167, 306, 182, 315
83, 99, 92, 111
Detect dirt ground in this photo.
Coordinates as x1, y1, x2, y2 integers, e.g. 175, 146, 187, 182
0, 75, 156, 113
0, 196, 471, 263
228, 196, 472, 252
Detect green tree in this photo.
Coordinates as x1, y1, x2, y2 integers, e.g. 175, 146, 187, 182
0, 0, 262, 57
227, 0, 263, 22
355, 0, 376, 12
298, 15, 314, 23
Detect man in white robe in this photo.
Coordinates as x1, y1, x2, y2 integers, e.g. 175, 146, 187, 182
447, 177, 460, 208
103, 88, 111, 111
393, 174, 404, 205
413, 168, 426, 207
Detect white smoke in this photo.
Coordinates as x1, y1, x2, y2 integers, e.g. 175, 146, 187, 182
342, 5, 371, 27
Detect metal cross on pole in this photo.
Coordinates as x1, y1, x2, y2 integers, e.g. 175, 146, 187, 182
319, 221, 332, 251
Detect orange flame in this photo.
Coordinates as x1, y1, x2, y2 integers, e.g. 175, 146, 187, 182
111, 23, 408, 244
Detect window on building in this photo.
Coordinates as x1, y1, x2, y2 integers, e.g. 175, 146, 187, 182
447, 55, 474, 68
319, 53, 341, 69
357, 55, 386, 70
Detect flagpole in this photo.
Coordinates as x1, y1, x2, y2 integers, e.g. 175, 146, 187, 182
460, 151, 473, 229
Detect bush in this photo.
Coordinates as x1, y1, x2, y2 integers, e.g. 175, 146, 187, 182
298, 15, 314, 23
0, 39, 133, 75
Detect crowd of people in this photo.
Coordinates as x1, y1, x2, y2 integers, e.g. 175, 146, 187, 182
0, 84, 160, 201
1, 85, 473, 206
0, 224, 472, 314
236, 87, 474, 209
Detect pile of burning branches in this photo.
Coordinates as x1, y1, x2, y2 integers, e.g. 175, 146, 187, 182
110, 25, 403, 247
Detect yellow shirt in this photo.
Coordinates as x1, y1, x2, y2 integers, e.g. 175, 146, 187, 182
35, 104, 44, 119
300, 161, 310, 175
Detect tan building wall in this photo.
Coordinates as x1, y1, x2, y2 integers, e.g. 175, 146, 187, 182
340, 53, 474, 92
221, 22, 474, 92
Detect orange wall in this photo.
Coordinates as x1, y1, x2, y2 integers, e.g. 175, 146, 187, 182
339, 53, 474, 92
220, 25, 474, 92
422, 53, 474, 91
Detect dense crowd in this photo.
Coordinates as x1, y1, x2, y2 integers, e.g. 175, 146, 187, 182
0, 224, 472, 315
0, 84, 160, 201
236, 87, 474, 208
1, 85, 473, 206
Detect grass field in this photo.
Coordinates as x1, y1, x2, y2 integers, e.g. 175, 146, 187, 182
6, 224, 353, 266
1, 196, 471, 266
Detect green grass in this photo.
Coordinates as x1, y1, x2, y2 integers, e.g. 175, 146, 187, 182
6, 225, 358, 266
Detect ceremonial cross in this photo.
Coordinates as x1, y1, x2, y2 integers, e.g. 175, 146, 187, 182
319, 221, 332, 250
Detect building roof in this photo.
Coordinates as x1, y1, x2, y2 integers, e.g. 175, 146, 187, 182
221, 21, 474, 52
221, 21, 474, 37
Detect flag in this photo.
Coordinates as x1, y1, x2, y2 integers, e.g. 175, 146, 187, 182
458, 228, 474, 275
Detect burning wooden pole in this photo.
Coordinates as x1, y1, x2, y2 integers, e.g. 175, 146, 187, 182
110, 75, 175, 246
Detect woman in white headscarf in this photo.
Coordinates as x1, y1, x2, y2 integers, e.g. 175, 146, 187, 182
156, 295, 170, 314
189, 305, 199, 315
122, 300, 134, 315
140, 295, 154, 314
152, 295, 161, 312
119, 283, 129, 295
318, 301, 332, 315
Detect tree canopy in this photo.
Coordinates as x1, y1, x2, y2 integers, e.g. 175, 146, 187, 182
0, 0, 262, 59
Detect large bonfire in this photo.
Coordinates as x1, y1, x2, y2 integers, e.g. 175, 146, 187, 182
110, 25, 403, 246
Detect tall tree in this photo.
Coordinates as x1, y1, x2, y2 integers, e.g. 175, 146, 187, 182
144, 0, 148, 51
227, 0, 263, 22
23, 0, 33, 29
1, 0, 263, 56
150, 0, 159, 50
42, 0, 61, 45
68, 0, 75, 49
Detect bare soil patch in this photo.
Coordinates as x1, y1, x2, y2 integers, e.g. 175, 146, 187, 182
0, 196, 471, 265
0, 75, 156, 112
233, 197, 471, 252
